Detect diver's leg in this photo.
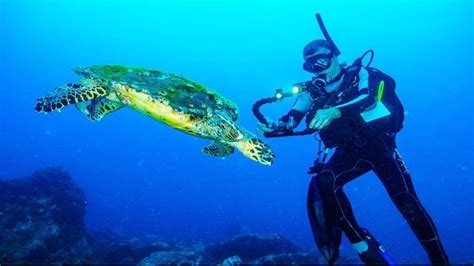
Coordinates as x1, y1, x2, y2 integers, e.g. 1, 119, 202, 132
330, 161, 397, 265
307, 149, 371, 246
372, 136, 450, 265
321, 160, 373, 242
308, 147, 396, 265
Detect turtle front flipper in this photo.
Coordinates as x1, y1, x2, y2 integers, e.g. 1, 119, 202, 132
35, 81, 107, 113
203, 141, 235, 158
75, 97, 124, 121
233, 137, 275, 166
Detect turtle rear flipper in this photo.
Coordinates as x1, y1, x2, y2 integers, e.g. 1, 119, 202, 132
75, 97, 124, 121
35, 82, 107, 113
203, 141, 235, 158
234, 137, 275, 166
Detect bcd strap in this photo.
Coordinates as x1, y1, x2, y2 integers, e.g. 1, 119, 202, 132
324, 59, 363, 107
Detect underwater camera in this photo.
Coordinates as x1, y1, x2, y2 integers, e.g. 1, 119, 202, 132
252, 84, 319, 138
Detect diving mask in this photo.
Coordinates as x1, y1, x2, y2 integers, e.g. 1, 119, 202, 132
303, 52, 335, 73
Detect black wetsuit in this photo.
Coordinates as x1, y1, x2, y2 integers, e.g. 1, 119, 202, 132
290, 68, 450, 264
307, 132, 450, 264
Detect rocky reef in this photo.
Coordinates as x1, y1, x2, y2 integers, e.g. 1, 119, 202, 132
0, 167, 356, 264
0, 167, 91, 263
139, 234, 335, 265
202, 234, 300, 263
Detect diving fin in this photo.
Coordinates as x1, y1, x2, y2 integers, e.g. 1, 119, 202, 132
203, 142, 235, 158
358, 228, 396, 266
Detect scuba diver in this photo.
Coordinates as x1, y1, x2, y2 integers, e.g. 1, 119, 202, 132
255, 14, 450, 265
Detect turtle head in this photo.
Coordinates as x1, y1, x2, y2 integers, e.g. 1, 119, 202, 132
233, 137, 275, 166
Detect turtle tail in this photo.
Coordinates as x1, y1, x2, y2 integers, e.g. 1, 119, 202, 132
35, 82, 107, 113
234, 137, 275, 166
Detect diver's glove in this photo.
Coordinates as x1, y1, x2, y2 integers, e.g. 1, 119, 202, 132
257, 110, 303, 133
308, 107, 341, 130
257, 119, 292, 133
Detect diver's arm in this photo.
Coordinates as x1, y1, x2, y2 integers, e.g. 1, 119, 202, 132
278, 91, 312, 129
334, 68, 376, 116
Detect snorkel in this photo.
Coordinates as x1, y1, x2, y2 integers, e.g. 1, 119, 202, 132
252, 13, 340, 138
316, 13, 342, 61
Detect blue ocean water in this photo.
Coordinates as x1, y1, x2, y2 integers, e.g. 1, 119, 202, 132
1, 0, 473, 263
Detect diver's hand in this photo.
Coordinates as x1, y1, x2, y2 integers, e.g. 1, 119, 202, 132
309, 107, 341, 130
257, 121, 275, 133
257, 119, 289, 133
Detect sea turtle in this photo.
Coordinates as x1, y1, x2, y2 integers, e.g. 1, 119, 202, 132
35, 65, 275, 165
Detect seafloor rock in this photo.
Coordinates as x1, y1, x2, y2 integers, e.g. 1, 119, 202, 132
139, 250, 202, 265
89, 230, 174, 263
1, 167, 348, 265
0, 167, 90, 263
248, 251, 326, 265
248, 251, 359, 265
202, 234, 300, 263
221, 255, 242, 265
139, 234, 346, 265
